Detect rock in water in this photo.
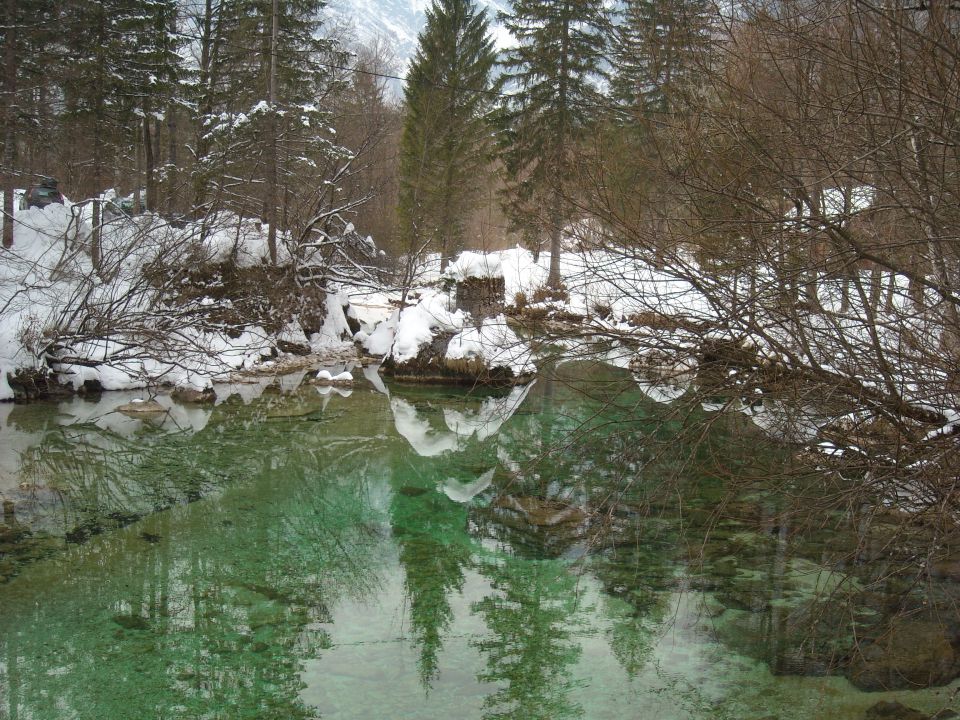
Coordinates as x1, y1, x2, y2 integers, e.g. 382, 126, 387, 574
848, 621, 960, 690
492, 495, 587, 527
864, 701, 930, 719
116, 399, 166, 415
171, 386, 216, 404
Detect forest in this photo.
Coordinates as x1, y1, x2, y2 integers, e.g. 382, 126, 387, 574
1, 2, 960, 717
0, 0, 958, 541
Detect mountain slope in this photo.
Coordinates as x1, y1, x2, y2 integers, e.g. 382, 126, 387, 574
327, 0, 511, 68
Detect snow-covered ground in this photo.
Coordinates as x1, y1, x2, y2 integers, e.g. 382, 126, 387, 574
396, 245, 960, 450
4, 202, 957, 458
0, 201, 378, 400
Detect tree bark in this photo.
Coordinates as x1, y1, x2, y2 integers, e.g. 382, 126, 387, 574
144, 108, 155, 211
265, 0, 279, 265
2, 0, 16, 249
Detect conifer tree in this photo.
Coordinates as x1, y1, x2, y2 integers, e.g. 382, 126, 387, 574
193, 0, 348, 262
497, 0, 608, 288
398, 0, 497, 270
610, 0, 713, 116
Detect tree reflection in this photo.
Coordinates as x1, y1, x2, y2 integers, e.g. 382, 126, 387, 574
388, 456, 476, 688
0, 389, 388, 720
472, 557, 584, 720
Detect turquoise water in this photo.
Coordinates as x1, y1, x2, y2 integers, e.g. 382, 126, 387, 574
0, 363, 957, 719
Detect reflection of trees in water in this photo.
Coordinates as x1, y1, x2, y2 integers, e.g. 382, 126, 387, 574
0, 395, 388, 720
385, 393, 484, 689
590, 529, 674, 677
390, 478, 473, 687
6, 385, 350, 541
472, 557, 585, 720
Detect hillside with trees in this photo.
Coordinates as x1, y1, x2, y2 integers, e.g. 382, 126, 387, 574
0, 0, 958, 520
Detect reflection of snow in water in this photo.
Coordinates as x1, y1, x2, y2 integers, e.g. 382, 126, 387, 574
362, 364, 389, 396
213, 378, 273, 405
278, 369, 309, 394
631, 356, 697, 405
391, 398, 460, 457
391, 382, 534, 457
634, 380, 687, 405
316, 383, 353, 412
443, 383, 533, 440
0, 402, 29, 492
214, 368, 312, 405
52, 392, 212, 436
0, 390, 217, 492
316, 385, 353, 398
742, 399, 826, 443
441, 467, 495, 503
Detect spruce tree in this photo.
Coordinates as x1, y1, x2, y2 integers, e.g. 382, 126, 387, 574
398, 0, 497, 270
497, 0, 608, 288
610, 0, 712, 116
193, 0, 348, 253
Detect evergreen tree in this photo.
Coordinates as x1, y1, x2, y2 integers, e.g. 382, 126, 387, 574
114, 0, 189, 211
610, 0, 713, 116
497, 0, 608, 288
398, 0, 497, 270
193, 0, 349, 262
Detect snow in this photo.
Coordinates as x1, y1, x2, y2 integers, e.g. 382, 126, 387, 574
446, 251, 504, 281
310, 292, 354, 351
0, 198, 372, 399
445, 315, 535, 376
389, 289, 466, 364
363, 309, 398, 357
2, 179, 955, 510
348, 290, 395, 331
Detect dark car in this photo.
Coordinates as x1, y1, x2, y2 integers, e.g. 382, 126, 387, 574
20, 179, 64, 210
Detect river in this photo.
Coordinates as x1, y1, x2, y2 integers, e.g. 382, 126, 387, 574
0, 361, 956, 719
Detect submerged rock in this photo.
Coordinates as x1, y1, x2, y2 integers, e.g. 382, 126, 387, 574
314, 369, 353, 387
116, 399, 166, 415
863, 701, 953, 720
848, 621, 960, 690
492, 495, 588, 527
171, 386, 216, 404
113, 613, 150, 631
928, 556, 960, 582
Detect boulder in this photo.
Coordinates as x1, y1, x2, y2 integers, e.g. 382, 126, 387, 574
848, 621, 960, 691
171, 386, 216, 404
492, 495, 588, 527
863, 701, 951, 720
116, 399, 166, 415
928, 557, 960, 582
314, 370, 354, 387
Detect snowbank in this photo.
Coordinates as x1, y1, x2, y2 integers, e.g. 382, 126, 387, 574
389, 290, 467, 364
446, 251, 504, 281
446, 315, 535, 377
0, 201, 368, 401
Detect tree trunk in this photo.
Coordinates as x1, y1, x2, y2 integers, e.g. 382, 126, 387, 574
2, 0, 16, 249
193, 0, 216, 214
166, 104, 178, 214
547, 191, 562, 290
143, 109, 155, 211
265, 0, 280, 265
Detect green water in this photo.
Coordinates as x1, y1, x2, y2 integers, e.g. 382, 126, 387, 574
0, 363, 957, 719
